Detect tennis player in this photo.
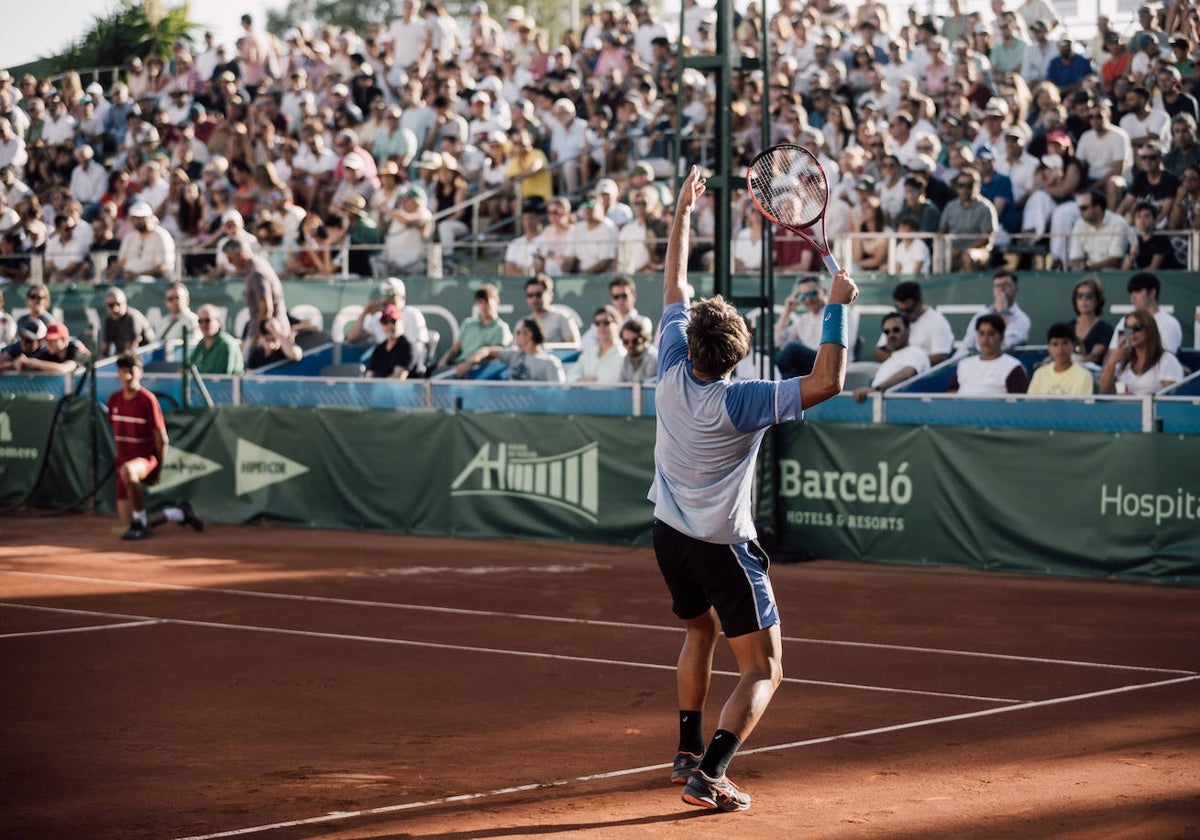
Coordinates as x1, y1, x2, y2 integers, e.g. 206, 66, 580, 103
652, 167, 858, 812
107, 352, 203, 540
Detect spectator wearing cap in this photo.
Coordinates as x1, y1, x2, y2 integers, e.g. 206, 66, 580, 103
994, 125, 1039, 208
1164, 114, 1200, 179
348, 278, 430, 353
570, 196, 619, 274
977, 147, 1018, 238
1045, 35, 1094, 94
0, 319, 47, 371
548, 98, 588, 196
17, 322, 91, 374
209, 208, 259, 279
594, 177, 632, 227
973, 99, 1010, 157
108, 202, 175, 282
1119, 85, 1170, 153
101, 287, 155, 356
365, 302, 422, 379
337, 193, 385, 277
330, 151, 376, 212
383, 183, 433, 273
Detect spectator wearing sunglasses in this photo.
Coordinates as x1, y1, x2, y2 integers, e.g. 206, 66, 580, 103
775, 275, 859, 378
190, 305, 244, 376
568, 305, 625, 383
101, 287, 155, 357
854, 312, 930, 402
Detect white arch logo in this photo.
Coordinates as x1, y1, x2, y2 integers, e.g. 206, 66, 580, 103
450, 442, 599, 523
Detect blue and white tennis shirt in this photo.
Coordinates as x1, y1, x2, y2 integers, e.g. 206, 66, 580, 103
648, 301, 804, 545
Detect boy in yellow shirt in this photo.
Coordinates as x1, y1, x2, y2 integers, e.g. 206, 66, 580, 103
1028, 322, 1095, 395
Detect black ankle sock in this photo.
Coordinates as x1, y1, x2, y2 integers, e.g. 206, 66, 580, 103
698, 729, 741, 779
678, 710, 704, 755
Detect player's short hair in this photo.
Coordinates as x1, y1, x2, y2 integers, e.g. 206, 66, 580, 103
686, 295, 750, 378
1046, 321, 1075, 342
116, 351, 143, 369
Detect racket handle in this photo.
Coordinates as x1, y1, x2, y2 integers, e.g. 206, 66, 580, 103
821, 252, 842, 275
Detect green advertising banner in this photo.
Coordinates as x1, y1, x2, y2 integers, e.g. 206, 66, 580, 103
5, 392, 1197, 583
145, 408, 658, 545
775, 423, 1200, 582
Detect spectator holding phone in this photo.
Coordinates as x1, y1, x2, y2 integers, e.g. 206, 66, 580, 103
1100, 309, 1183, 395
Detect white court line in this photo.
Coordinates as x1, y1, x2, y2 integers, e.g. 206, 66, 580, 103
0, 619, 163, 639
172, 672, 1200, 840
2, 569, 1191, 676
0, 601, 1019, 704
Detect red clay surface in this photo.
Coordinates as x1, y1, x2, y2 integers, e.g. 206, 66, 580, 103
1, 514, 1198, 839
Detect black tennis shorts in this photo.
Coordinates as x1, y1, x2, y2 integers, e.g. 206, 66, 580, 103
653, 520, 779, 638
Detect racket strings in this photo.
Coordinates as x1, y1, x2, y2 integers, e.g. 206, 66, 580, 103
750, 148, 828, 228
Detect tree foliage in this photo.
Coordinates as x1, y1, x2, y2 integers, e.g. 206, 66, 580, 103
49, 0, 196, 74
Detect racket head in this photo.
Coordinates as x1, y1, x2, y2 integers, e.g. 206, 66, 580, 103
746, 144, 831, 233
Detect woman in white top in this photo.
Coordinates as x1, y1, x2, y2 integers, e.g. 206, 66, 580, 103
732, 205, 764, 273
1100, 309, 1184, 396
568, 305, 626, 383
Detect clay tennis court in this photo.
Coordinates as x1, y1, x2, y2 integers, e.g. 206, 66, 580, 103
2, 515, 1197, 839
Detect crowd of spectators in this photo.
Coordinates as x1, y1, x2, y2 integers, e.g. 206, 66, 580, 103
0, 0, 1197, 287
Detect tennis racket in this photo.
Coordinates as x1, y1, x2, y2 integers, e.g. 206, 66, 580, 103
746, 143, 841, 275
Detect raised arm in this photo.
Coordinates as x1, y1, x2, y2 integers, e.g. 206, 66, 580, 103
663, 166, 706, 308
799, 270, 859, 409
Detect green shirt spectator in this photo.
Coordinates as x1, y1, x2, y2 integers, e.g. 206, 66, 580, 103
191, 306, 245, 375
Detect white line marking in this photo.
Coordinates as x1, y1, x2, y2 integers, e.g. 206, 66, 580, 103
2, 570, 1191, 676
170, 672, 1200, 840
0, 619, 163, 639
0, 602, 1018, 704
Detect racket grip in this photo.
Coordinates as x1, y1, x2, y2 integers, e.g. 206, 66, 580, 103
821, 252, 842, 275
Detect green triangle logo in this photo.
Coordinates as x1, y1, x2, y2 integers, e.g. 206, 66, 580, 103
151, 447, 223, 493
235, 438, 310, 496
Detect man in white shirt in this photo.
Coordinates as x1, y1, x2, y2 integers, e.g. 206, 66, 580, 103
548, 98, 588, 195
108, 202, 176, 282
1106, 271, 1183, 354
775, 275, 859, 377
878, 281, 954, 365
68, 145, 109, 209
1068, 192, 1129, 270
1074, 100, 1132, 190
43, 214, 91, 282
855, 311, 931, 401
386, 0, 428, 72
948, 313, 1030, 394
959, 271, 1032, 354
568, 198, 618, 274
1118, 84, 1171, 151
41, 97, 77, 146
